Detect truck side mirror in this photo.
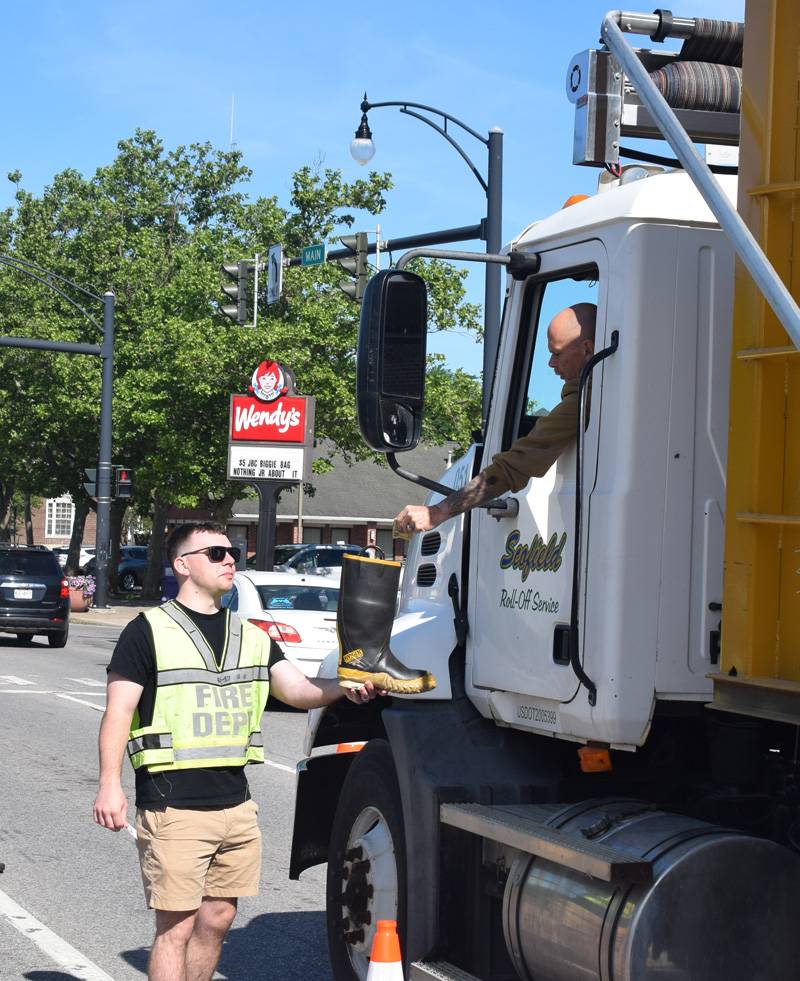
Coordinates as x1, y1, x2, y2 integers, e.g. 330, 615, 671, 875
356, 269, 428, 453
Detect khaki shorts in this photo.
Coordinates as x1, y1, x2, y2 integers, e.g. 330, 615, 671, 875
135, 800, 261, 910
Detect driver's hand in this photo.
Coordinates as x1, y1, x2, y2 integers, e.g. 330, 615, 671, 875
394, 505, 438, 536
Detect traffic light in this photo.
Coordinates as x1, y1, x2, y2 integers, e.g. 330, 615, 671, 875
114, 466, 134, 500
337, 232, 369, 302
220, 260, 249, 324
82, 468, 97, 497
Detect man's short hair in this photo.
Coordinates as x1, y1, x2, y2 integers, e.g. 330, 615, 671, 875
166, 522, 228, 570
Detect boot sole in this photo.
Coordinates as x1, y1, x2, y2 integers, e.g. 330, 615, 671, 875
338, 667, 437, 694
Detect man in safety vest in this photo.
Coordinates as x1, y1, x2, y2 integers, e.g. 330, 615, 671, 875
92, 522, 381, 981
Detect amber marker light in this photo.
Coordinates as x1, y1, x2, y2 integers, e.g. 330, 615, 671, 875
578, 746, 612, 772
562, 193, 590, 208
336, 742, 367, 754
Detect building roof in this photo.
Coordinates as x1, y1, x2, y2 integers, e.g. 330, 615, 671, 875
230, 441, 457, 524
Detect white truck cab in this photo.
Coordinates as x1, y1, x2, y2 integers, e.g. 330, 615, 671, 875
290, 11, 800, 981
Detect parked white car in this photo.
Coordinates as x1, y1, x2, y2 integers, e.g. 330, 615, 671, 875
52, 546, 96, 570
221, 571, 339, 677
275, 544, 362, 582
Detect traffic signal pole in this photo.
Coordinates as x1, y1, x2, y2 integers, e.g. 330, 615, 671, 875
286, 223, 484, 270
94, 291, 115, 609
0, 255, 117, 609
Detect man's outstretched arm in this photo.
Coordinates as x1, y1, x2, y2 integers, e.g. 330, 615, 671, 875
395, 380, 579, 535
394, 470, 503, 534
269, 659, 384, 709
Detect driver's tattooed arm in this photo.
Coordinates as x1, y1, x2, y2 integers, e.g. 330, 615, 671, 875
433, 472, 499, 522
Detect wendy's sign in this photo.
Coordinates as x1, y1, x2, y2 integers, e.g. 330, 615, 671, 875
227, 360, 314, 481
229, 394, 309, 442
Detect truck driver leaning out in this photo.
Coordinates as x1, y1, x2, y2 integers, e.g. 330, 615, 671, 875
395, 302, 596, 534
93, 522, 383, 981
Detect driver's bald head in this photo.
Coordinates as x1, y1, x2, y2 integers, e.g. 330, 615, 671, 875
547, 303, 597, 381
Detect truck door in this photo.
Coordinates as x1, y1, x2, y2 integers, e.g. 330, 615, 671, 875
468, 240, 607, 716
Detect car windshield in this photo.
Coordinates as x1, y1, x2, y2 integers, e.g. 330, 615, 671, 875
255, 584, 339, 613
0, 552, 59, 576
274, 545, 305, 565
289, 548, 355, 569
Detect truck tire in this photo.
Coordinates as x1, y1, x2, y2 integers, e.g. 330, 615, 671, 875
326, 739, 407, 981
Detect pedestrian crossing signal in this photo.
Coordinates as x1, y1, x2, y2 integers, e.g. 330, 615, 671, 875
82, 468, 97, 497
115, 466, 134, 500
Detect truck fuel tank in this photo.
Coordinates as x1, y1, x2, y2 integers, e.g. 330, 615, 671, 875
502, 798, 800, 980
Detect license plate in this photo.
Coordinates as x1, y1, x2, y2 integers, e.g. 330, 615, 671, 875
14, 588, 33, 600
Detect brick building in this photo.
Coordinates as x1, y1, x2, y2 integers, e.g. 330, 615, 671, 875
26, 495, 98, 549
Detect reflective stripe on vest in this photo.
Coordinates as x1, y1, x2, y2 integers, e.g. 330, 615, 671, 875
127, 602, 271, 772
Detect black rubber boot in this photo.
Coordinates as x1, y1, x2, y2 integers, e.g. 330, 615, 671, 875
337, 555, 436, 693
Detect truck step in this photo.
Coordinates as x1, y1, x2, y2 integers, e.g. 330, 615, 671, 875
410, 961, 483, 981
440, 802, 653, 884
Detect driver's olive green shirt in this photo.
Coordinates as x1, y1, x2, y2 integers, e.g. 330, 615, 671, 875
481, 379, 580, 495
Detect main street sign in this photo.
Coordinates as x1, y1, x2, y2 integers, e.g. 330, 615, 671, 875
300, 243, 325, 266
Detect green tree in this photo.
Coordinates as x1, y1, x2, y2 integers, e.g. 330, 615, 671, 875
0, 133, 483, 595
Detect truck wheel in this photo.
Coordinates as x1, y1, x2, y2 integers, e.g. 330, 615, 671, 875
326, 739, 406, 981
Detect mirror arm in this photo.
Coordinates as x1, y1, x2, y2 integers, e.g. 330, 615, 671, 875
395, 247, 540, 275
387, 452, 455, 497
386, 453, 511, 513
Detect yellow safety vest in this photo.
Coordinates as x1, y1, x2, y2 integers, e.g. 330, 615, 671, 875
126, 602, 271, 772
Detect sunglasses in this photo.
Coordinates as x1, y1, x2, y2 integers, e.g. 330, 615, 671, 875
179, 545, 241, 563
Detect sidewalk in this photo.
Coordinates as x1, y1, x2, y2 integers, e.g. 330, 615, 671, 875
70, 599, 161, 628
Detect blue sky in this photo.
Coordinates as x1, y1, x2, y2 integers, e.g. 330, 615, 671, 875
2, 0, 744, 399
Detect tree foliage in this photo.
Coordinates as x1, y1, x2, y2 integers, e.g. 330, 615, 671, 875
0, 130, 482, 573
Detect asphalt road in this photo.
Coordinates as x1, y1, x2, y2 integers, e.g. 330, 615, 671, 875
0, 623, 332, 981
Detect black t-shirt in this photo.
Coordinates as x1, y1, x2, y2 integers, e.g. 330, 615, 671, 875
108, 602, 285, 810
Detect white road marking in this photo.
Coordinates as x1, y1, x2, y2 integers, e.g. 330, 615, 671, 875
265, 759, 295, 775
0, 674, 35, 685
0, 690, 104, 695
0, 886, 115, 980
65, 677, 105, 687
56, 693, 105, 712
0, 689, 53, 694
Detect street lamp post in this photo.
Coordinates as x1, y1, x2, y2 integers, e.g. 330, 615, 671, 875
350, 94, 503, 430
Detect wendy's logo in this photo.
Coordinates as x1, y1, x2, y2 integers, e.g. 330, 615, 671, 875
250, 360, 286, 402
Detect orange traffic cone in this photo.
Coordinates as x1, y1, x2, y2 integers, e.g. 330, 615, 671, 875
366, 919, 404, 980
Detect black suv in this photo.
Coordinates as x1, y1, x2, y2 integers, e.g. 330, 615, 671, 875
0, 546, 70, 647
